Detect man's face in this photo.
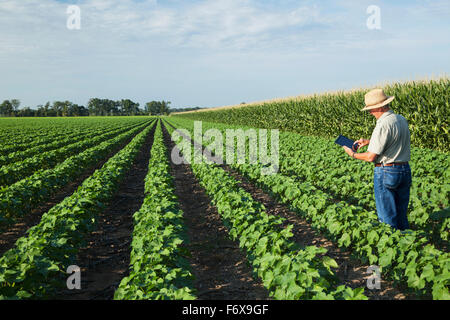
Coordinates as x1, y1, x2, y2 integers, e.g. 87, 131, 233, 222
368, 106, 388, 118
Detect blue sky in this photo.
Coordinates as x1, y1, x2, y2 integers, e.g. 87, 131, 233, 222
1, 0, 449, 109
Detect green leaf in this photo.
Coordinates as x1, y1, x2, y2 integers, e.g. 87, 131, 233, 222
420, 263, 435, 281
379, 247, 395, 267
322, 256, 338, 269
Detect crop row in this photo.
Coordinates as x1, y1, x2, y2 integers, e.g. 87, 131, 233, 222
167, 117, 449, 300
0, 121, 143, 167
114, 120, 195, 300
0, 118, 149, 156
0, 125, 88, 150
0, 121, 155, 299
164, 120, 368, 300
0, 122, 146, 187
0, 120, 154, 226
1, 127, 101, 166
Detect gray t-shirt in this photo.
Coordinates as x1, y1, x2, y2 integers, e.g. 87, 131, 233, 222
367, 110, 411, 164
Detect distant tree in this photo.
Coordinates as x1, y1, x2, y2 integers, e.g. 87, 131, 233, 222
110, 100, 121, 116
34, 104, 49, 117
0, 100, 14, 117
88, 98, 139, 116
1, 98, 149, 117
167, 106, 203, 114
35, 105, 43, 117
120, 99, 140, 116
43, 102, 52, 116
32, 102, 86, 117
161, 100, 171, 115
88, 98, 111, 116
11, 99, 20, 114
59, 101, 72, 117
145, 100, 171, 115
87, 98, 100, 116
145, 101, 159, 115
79, 105, 89, 116
52, 101, 67, 117
17, 107, 36, 117
69, 104, 88, 117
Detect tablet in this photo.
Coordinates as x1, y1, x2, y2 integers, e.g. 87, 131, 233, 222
335, 135, 357, 150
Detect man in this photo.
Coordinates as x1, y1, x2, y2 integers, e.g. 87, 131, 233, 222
342, 88, 411, 230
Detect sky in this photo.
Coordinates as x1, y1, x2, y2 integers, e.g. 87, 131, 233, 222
0, 0, 449, 109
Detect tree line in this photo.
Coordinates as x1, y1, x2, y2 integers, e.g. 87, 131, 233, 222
0, 99, 203, 117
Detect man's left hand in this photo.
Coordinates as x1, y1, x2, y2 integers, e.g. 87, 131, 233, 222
343, 146, 354, 157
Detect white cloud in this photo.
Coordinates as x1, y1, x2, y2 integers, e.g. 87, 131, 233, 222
1, 0, 448, 57
161, 1, 325, 49
0, 0, 328, 55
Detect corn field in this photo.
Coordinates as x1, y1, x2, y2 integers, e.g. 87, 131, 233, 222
175, 78, 450, 152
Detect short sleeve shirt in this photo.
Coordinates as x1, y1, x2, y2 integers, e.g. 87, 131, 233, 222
367, 110, 411, 164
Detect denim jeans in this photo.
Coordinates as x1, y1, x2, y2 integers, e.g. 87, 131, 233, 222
373, 164, 412, 230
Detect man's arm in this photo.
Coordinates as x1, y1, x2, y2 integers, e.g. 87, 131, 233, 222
343, 146, 378, 162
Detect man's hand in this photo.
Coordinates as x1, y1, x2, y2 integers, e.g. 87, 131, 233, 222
355, 138, 370, 149
344, 145, 378, 162
343, 146, 354, 158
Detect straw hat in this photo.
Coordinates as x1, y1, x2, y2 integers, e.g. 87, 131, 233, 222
362, 89, 395, 111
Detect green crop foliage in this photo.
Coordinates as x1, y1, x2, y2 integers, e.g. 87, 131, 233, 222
114, 120, 195, 300
0, 121, 153, 226
167, 117, 449, 300
164, 119, 368, 300
0, 121, 155, 299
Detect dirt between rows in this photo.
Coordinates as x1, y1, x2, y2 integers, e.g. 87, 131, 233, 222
55, 124, 156, 300
162, 123, 269, 300
163, 120, 418, 300
0, 128, 148, 257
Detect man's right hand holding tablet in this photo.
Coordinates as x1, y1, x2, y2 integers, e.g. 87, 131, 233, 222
354, 138, 370, 151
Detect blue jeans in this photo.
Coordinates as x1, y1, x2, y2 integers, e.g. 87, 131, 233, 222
373, 164, 412, 230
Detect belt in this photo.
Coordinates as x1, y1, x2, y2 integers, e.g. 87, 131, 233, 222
374, 162, 408, 167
